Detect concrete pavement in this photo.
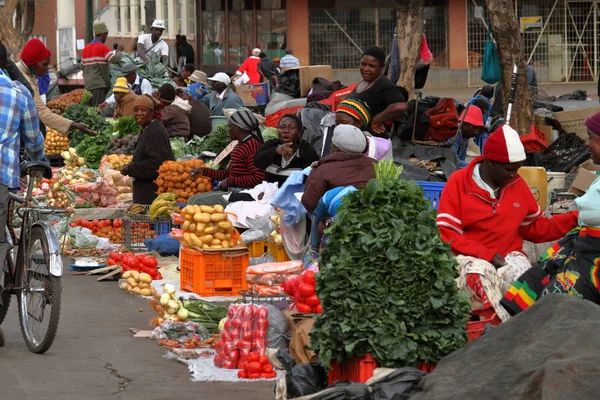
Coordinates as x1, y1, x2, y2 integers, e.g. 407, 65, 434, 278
0, 264, 273, 400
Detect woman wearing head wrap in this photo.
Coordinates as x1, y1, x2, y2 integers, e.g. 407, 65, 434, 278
501, 112, 600, 315
191, 109, 265, 191
301, 124, 376, 213
254, 114, 319, 186
154, 83, 191, 139
235, 48, 262, 85
120, 94, 174, 205
327, 98, 392, 161
16, 39, 96, 136
436, 124, 579, 322
345, 46, 407, 137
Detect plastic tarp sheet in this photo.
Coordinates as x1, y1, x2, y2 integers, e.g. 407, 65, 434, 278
411, 295, 600, 400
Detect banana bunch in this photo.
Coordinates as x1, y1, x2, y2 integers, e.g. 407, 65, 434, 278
128, 204, 146, 215
149, 193, 179, 217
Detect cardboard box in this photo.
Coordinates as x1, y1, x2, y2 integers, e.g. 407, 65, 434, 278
553, 107, 600, 140
569, 160, 600, 195
284, 65, 333, 97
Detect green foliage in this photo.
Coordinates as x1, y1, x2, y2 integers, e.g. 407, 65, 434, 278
189, 124, 231, 155
63, 104, 111, 147
75, 130, 112, 169
310, 178, 471, 369
112, 115, 140, 138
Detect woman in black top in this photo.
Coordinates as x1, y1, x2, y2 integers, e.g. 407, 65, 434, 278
254, 114, 319, 186
346, 46, 407, 137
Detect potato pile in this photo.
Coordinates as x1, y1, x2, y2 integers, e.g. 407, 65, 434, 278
44, 128, 70, 155
156, 160, 212, 204
121, 270, 158, 296
104, 154, 133, 170
48, 90, 84, 115
180, 204, 239, 250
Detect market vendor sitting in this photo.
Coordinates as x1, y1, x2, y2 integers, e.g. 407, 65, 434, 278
436, 124, 578, 322
155, 83, 191, 139
100, 63, 153, 116
501, 112, 600, 315
302, 125, 376, 213
201, 72, 243, 117
190, 109, 265, 191
120, 94, 174, 205
453, 105, 486, 169
322, 98, 392, 161
254, 114, 319, 186
112, 77, 137, 119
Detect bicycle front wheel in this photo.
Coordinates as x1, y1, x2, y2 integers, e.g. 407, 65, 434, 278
18, 225, 61, 353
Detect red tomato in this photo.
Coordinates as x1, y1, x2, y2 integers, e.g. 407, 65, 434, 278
252, 338, 267, 351
261, 372, 277, 379
241, 320, 253, 332
238, 339, 252, 350
239, 348, 250, 360
214, 355, 223, 368
247, 352, 260, 362
255, 318, 269, 330
107, 258, 116, 266
128, 260, 140, 271
241, 329, 253, 341
224, 319, 231, 331
229, 328, 241, 339
298, 283, 315, 297
296, 303, 312, 313
262, 364, 274, 373
283, 281, 294, 295
237, 370, 248, 379
303, 271, 317, 286
113, 219, 122, 229
256, 307, 269, 320
136, 254, 146, 262
228, 305, 239, 318
230, 317, 242, 329
238, 360, 248, 370
224, 349, 239, 361
222, 360, 238, 369
259, 355, 269, 365
247, 372, 261, 380
253, 328, 267, 339
315, 305, 323, 313
246, 361, 263, 374
142, 256, 158, 269
223, 341, 236, 354
108, 252, 121, 261
305, 295, 320, 307
242, 305, 254, 320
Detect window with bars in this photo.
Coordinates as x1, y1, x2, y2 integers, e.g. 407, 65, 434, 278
174, 0, 182, 34
162, 0, 169, 31
187, 0, 196, 36
309, 4, 448, 70
202, 0, 225, 65
124, 1, 131, 33
116, 0, 122, 32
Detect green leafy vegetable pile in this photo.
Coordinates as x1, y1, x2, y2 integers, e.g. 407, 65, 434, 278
311, 177, 471, 369
112, 115, 140, 138
75, 130, 112, 169
185, 124, 231, 156
170, 137, 187, 159
63, 104, 111, 147
108, 53, 171, 92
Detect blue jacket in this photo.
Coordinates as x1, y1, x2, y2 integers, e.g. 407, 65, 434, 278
201, 88, 243, 116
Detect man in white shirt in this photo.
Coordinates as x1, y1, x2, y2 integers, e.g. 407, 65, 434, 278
279, 48, 300, 69
137, 20, 169, 65
99, 63, 153, 116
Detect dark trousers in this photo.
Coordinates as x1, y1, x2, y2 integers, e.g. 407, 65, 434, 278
0, 185, 10, 278
89, 88, 107, 107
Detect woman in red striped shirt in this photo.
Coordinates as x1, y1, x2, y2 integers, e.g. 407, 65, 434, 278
191, 109, 265, 190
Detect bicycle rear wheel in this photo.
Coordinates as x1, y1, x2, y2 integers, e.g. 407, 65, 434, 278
0, 227, 14, 326
18, 225, 61, 354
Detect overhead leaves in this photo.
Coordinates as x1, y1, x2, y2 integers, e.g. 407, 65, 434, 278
310, 178, 471, 368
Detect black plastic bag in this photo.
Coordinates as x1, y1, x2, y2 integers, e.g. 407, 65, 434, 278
286, 363, 329, 398
371, 368, 427, 400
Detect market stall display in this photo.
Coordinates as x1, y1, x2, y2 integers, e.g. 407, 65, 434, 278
246, 260, 303, 296
44, 128, 71, 155
149, 193, 180, 217
121, 270, 157, 297
47, 89, 85, 115
71, 219, 124, 244
156, 160, 213, 204
107, 252, 162, 280
63, 94, 111, 147
179, 204, 239, 250
283, 269, 322, 313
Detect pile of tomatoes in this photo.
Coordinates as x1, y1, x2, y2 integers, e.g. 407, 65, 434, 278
107, 252, 162, 280
214, 304, 270, 371
237, 352, 276, 380
283, 270, 322, 314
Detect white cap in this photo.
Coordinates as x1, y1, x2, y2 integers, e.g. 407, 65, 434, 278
207, 72, 231, 86
252, 48, 261, 56
151, 20, 166, 30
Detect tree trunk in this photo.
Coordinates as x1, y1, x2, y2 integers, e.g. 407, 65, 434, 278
485, 0, 534, 135
0, 0, 36, 59
396, 0, 424, 97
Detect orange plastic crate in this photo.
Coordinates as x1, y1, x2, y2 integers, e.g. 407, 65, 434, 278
179, 246, 249, 296
267, 242, 290, 262
466, 312, 501, 342
247, 240, 269, 258
328, 354, 378, 385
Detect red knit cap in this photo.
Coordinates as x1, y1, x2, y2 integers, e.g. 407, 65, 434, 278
483, 124, 526, 163
21, 39, 51, 67
584, 111, 600, 135
461, 106, 484, 127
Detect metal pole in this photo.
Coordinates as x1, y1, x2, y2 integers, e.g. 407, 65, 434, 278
324, 10, 363, 54
86, 0, 94, 43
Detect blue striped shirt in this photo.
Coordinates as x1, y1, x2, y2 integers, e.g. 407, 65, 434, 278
0, 72, 44, 190
313, 186, 357, 219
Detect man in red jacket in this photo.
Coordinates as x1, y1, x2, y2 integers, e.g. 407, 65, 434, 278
436, 124, 578, 321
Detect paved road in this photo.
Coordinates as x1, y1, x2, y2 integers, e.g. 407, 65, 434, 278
0, 264, 273, 400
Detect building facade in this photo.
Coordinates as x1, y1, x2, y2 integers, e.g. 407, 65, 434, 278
28, 0, 600, 88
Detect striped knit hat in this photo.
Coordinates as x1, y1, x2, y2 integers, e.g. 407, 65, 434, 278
336, 99, 372, 129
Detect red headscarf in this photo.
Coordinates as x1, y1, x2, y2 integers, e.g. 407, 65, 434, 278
21, 39, 51, 67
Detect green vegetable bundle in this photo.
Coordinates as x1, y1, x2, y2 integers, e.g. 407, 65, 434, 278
311, 178, 471, 368
63, 104, 111, 147
183, 299, 228, 333
186, 124, 231, 156
75, 130, 112, 169
112, 115, 140, 138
